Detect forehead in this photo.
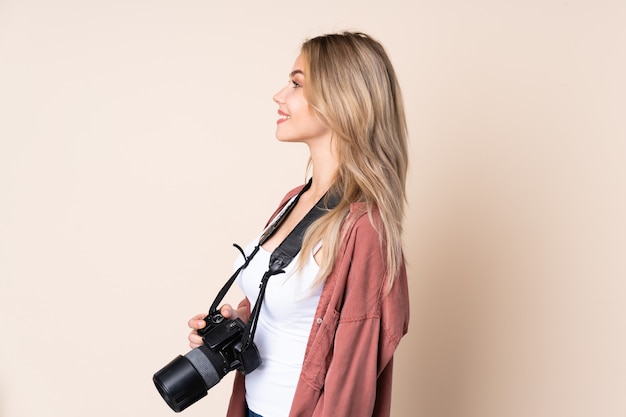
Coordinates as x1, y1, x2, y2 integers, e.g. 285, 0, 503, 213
291, 54, 305, 74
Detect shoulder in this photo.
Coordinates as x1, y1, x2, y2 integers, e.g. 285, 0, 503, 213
326, 203, 404, 325
336, 203, 386, 288
342, 202, 384, 247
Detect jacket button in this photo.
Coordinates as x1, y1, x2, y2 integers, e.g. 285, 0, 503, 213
316, 318, 323, 324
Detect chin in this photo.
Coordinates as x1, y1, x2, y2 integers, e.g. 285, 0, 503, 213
275, 135, 302, 143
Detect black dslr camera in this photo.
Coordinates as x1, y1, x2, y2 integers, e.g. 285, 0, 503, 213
153, 182, 326, 412
153, 311, 261, 412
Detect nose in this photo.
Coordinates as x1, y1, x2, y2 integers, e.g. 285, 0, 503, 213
273, 85, 288, 104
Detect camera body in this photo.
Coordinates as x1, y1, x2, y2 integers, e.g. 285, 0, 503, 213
198, 312, 261, 375
153, 312, 261, 412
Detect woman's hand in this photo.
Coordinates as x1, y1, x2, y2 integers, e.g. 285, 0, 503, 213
218, 303, 240, 320
187, 313, 207, 349
187, 304, 243, 349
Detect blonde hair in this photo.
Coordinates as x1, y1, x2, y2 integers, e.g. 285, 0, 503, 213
299, 32, 409, 289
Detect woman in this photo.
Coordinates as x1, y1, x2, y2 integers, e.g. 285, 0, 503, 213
188, 31, 410, 417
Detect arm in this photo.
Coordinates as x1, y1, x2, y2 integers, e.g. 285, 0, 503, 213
302, 213, 410, 417
322, 265, 406, 415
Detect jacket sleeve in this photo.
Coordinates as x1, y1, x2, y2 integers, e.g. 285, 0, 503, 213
309, 215, 410, 417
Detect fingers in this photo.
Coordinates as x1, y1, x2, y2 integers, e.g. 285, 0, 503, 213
186, 305, 241, 349
188, 313, 206, 349
187, 313, 207, 330
220, 304, 234, 319
188, 332, 204, 349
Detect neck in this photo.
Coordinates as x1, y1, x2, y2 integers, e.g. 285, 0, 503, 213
307, 138, 339, 200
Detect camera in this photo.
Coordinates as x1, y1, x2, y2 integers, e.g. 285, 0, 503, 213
153, 312, 261, 412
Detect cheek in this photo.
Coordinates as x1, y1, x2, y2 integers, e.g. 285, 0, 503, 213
284, 89, 309, 111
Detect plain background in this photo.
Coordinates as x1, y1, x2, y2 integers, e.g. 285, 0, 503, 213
1, 1, 625, 416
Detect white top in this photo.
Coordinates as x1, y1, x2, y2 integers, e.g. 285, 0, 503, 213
234, 231, 322, 417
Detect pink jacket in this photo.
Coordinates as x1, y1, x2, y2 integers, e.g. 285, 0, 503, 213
226, 186, 410, 417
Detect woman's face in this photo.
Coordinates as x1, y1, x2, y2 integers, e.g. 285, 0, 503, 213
273, 54, 331, 144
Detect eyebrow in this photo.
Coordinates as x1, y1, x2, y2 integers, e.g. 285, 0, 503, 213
289, 69, 305, 77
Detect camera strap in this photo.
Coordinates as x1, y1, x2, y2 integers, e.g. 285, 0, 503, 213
207, 178, 339, 351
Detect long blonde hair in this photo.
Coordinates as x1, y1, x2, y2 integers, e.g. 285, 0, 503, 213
299, 32, 409, 289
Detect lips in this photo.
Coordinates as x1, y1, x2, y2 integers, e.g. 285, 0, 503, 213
277, 110, 290, 124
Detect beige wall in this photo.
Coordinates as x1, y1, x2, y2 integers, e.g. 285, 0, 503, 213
1, 1, 625, 416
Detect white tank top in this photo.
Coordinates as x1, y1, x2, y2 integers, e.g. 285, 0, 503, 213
234, 233, 322, 417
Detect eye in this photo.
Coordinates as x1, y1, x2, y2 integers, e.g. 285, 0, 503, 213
290, 79, 301, 88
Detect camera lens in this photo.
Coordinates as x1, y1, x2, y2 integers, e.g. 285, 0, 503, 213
153, 345, 229, 412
